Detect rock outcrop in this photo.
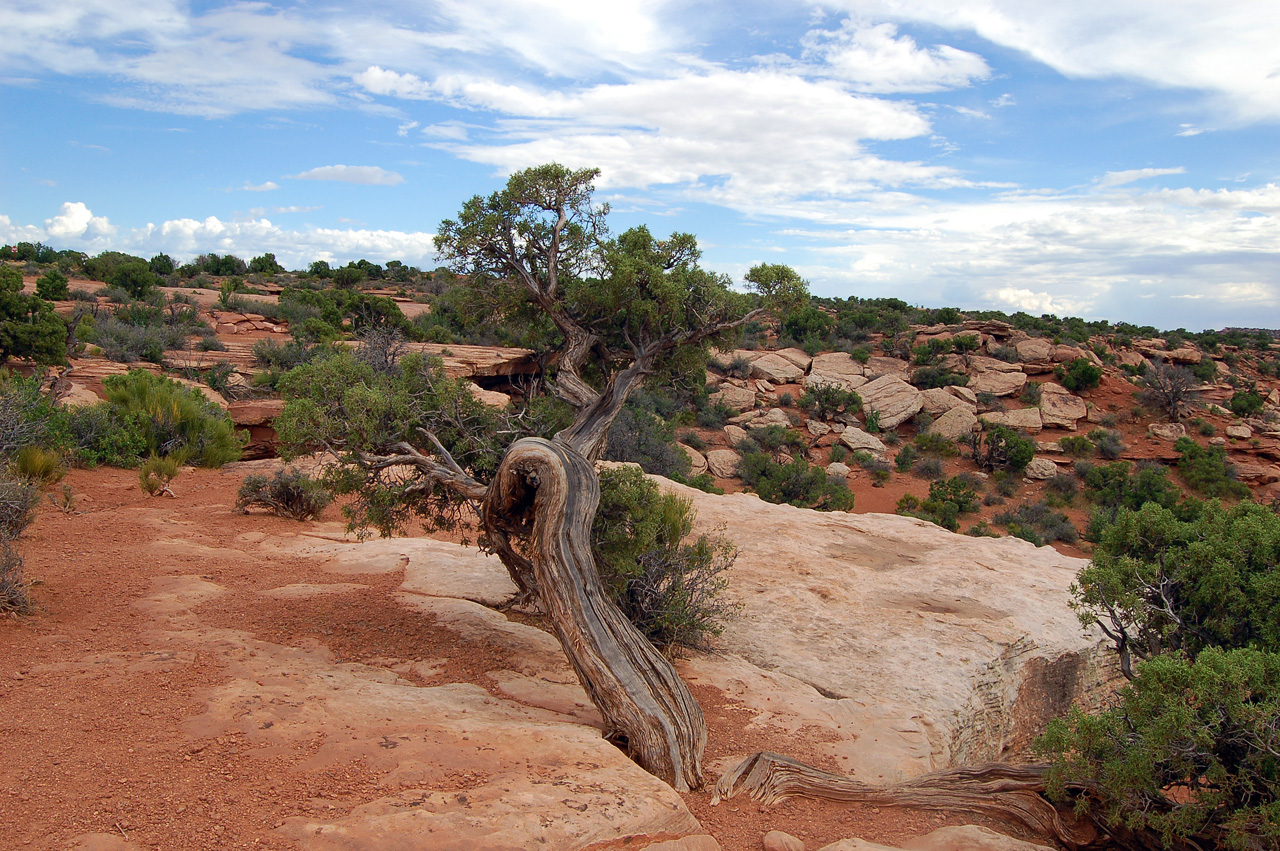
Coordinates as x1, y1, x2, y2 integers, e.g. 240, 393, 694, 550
926, 406, 978, 441
806, 353, 866, 392
1036, 384, 1086, 430
858, 376, 923, 430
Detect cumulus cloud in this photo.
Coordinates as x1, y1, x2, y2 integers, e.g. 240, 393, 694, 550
44, 201, 115, 240
288, 165, 404, 186
801, 20, 991, 93
242, 181, 280, 192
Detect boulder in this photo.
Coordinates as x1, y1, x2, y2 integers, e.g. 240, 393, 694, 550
859, 376, 923, 430
926, 406, 978, 441
57, 381, 102, 407
679, 444, 708, 476
1037, 383, 1087, 430
968, 370, 1027, 398
1024, 458, 1059, 480
227, 398, 285, 427
723, 425, 749, 447
1226, 424, 1253, 440
825, 461, 852, 479
864, 356, 913, 381
903, 825, 1056, 851
1232, 463, 1280, 485
1148, 422, 1187, 442
838, 427, 889, 459
1117, 350, 1147, 369
773, 347, 813, 371
765, 832, 806, 851
706, 449, 742, 478
806, 353, 866, 392
755, 408, 792, 428
750, 353, 805, 384
1051, 345, 1088, 363
710, 384, 756, 412
919, 387, 970, 416
1014, 338, 1054, 363
667, 480, 1115, 784
467, 382, 512, 408
755, 378, 775, 393
979, 408, 1043, 433
968, 355, 1023, 374
806, 419, 831, 437
947, 385, 979, 406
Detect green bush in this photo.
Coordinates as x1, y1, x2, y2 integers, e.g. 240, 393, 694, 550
12, 445, 63, 485
1229, 388, 1265, 418
798, 383, 861, 419
896, 475, 979, 531
593, 466, 738, 651
1057, 358, 1102, 392
894, 444, 918, 472
139, 453, 182, 496
35, 270, 69, 301
1058, 434, 1093, 457
913, 432, 959, 457
236, 468, 332, 520
911, 365, 968, 389
994, 501, 1077, 546
0, 266, 68, 365
604, 405, 692, 479
1087, 427, 1125, 460
0, 475, 39, 541
1174, 437, 1249, 499
969, 424, 1034, 473
738, 451, 855, 511
102, 370, 244, 467
0, 540, 32, 614
1038, 648, 1280, 851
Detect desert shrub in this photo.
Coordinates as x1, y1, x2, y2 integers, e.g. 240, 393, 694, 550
894, 444, 918, 472
738, 451, 855, 511
913, 456, 943, 480
911, 365, 967, 389
1045, 472, 1078, 504
777, 391, 794, 407
102, 370, 244, 467
1187, 416, 1217, 436
969, 424, 1034, 473
1058, 358, 1102, 392
989, 344, 1019, 363
678, 431, 708, 452
671, 472, 723, 495
0, 541, 32, 614
1087, 427, 1125, 460
0, 475, 39, 541
799, 383, 861, 419
55, 403, 147, 468
1189, 357, 1217, 382
197, 335, 227, 352
138, 453, 182, 496
863, 410, 881, 433
992, 470, 1021, 498
236, 468, 332, 520
0, 266, 68, 365
604, 405, 692, 479
593, 465, 738, 651
913, 432, 959, 457
35, 270, 69, 301
911, 337, 953, 366
995, 501, 1077, 546
724, 355, 752, 379
1019, 382, 1043, 406
12, 445, 63, 485
1228, 387, 1265, 418
87, 315, 183, 364
1139, 360, 1200, 423
1174, 437, 1249, 499
827, 444, 849, 465
695, 399, 736, 429
1039, 647, 1280, 851
897, 474, 979, 531
1058, 434, 1093, 457
748, 424, 805, 454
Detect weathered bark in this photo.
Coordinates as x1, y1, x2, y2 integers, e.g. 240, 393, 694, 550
482, 436, 707, 790
713, 752, 1099, 849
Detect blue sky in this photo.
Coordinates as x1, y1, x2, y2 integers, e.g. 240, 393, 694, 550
2, 1, 1279, 331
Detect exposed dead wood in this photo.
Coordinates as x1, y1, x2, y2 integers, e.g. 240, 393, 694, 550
482, 437, 707, 790
713, 751, 1099, 849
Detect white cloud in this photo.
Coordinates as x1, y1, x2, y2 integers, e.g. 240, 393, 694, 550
801, 20, 991, 93
242, 181, 280, 192
289, 165, 404, 186
1096, 167, 1185, 188
44, 201, 115, 240
831, 1, 1280, 122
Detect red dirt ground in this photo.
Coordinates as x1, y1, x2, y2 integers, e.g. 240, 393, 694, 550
1, 466, 1027, 851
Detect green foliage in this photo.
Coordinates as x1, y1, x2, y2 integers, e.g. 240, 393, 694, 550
1058, 357, 1103, 392
0, 539, 32, 614
1229, 387, 1266, 418
592, 466, 738, 651
738, 451, 855, 511
108, 259, 160, 299
1076, 500, 1280, 668
1039, 648, 1280, 851
911, 365, 968, 389
1173, 437, 1250, 499
248, 253, 283, 275
603, 403, 692, 479
896, 475, 980, 531
102, 370, 244, 467
236, 468, 332, 520
0, 474, 39, 541
994, 501, 1077, 546
1139, 360, 1200, 423
1058, 434, 1093, 457
35, 270, 69, 301
894, 444, 918, 473
913, 432, 959, 457
744, 263, 810, 319
798, 384, 861, 420
911, 337, 953, 366
148, 253, 175, 276
1087, 427, 1125, 460
138, 453, 182, 496
969, 424, 1034, 473
12, 444, 63, 485
0, 266, 68, 365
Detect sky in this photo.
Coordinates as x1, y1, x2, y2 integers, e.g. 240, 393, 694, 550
2, 2, 1279, 332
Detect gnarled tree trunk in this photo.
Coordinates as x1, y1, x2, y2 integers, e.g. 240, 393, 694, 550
482, 436, 707, 791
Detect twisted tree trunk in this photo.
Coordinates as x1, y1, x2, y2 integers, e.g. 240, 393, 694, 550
482, 436, 707, 791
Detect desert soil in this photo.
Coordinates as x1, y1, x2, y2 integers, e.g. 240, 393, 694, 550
1, 466, 1023, 851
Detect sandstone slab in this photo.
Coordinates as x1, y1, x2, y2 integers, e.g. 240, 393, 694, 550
926, 406, 978, 441
774, 347, 813, 370
1037, 383, 1086, 430
681, 443, 708, 476
919, 387, 970, 416
1148, 422, 1187, 442
968, 370, 1027, 398
806, 352, 866, 392
706, 449, 742, 478
710, 384, 756, 412
751, 353, 806, 384
864, 356, 913, 381
1024, 458, 1059, 480
858, 376, 923, 430
838, 427, 888, 459
979, 408, 1043, 433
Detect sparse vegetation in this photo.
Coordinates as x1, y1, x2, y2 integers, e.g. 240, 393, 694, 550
236, 468, 332, 520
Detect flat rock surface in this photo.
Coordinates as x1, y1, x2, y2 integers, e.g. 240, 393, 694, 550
858, 376, 923, 430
